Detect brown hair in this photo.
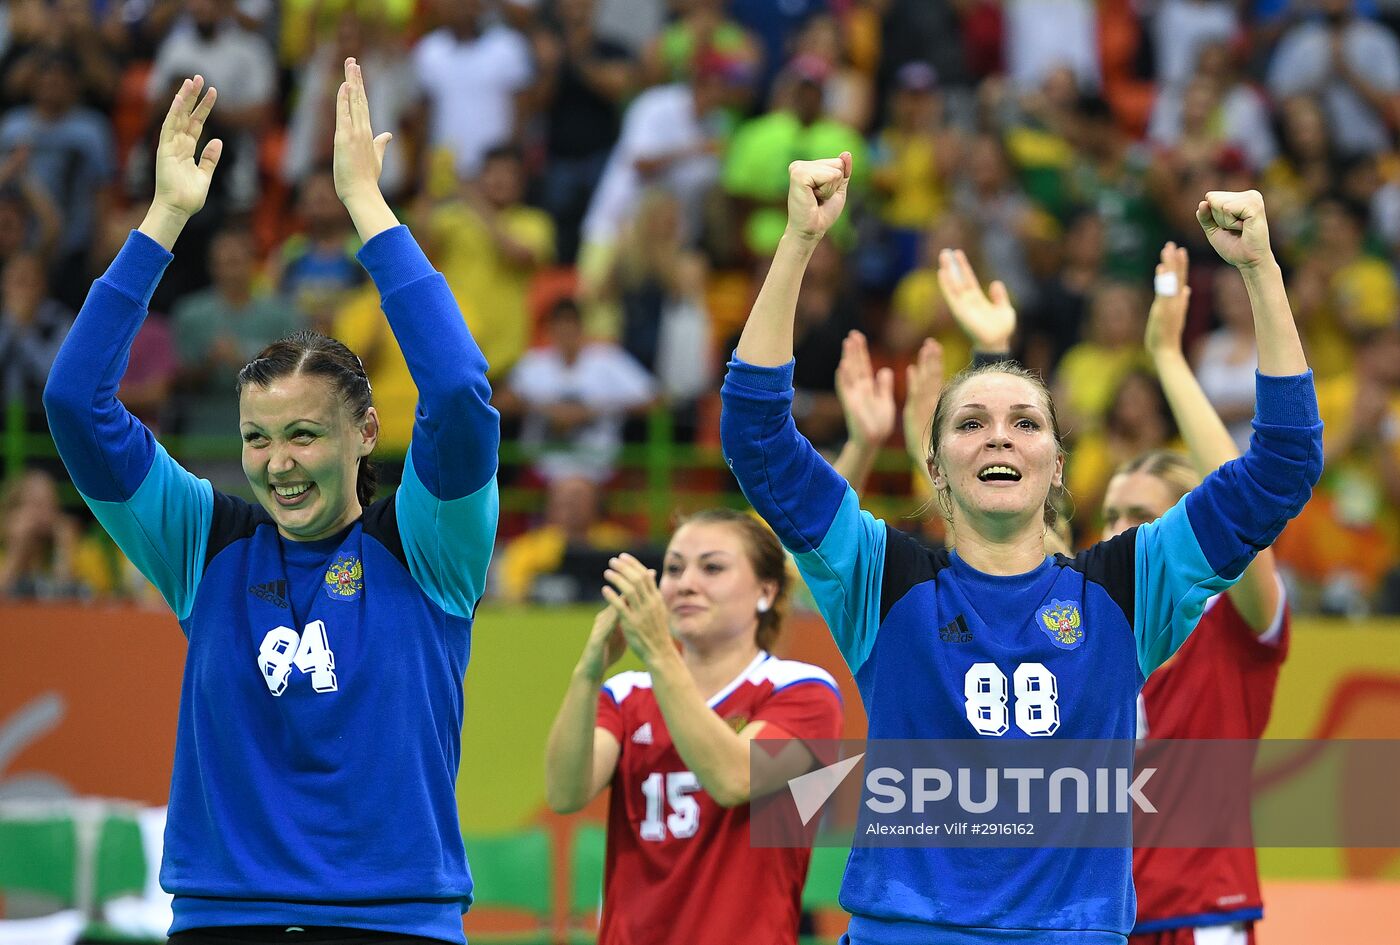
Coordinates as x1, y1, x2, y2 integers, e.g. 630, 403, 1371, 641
926, 360, 1068, 529
236, 330, 378, 507
675, 508, 791, 651
1112, 449, 1200, 507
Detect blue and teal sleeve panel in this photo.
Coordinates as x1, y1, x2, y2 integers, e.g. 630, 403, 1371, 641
41, 231, 213, 621
357, 225, 499, 619
720, 354, 887, 672
1133, 370, 1323, 677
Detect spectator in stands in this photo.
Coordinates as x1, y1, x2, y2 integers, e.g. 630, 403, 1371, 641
950, 132, 1037, 307
1262, 95, 1337, 250
0, 251, 71, 433
1053, 278, 1152, 439
1022, 208, 1104, 376
422, 145, 555, 383
0, 468, 90, 600
1268, 0, 1400, 157
1065, 94, 1170, 279
642, 0, 759, 86
0, 0, 121, 111
580, 50, 740, 255
501, 297, 656, 484
0, 49, 115, 308
1004, 0, 1099, 93
1150, 0, 1239, 91
1194, 269, 1260, 451
1277, 323, 1400, 615
723, 55, 868, 257
1150, 40, 1278, 174
413, 0, 534, 179
284, 9, 418, 203
788, 13, 874, 132
869, 61, 959, 287
730, 0, 828, 96
1066, 368, 1180, 542
147, 0, 277, 213
172, 226, 301, 439
0, 145, 61, 269
495, 474, 633, 602
271, 166, 366, 333
533, 0, 638, 263
600, 189, 714, 414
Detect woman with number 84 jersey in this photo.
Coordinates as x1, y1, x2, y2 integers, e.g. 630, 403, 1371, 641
43, 61, 497, 945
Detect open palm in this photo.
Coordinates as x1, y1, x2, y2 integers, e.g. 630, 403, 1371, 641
152, 76, 221, 219
936, 249, 1016, 352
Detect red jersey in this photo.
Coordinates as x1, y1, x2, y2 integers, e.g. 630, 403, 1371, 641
1132, 588, 1288, 934
594, 652, 843, 945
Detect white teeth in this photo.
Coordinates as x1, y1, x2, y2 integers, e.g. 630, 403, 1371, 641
273, 484, 311, 498
978, 465, 1021, 481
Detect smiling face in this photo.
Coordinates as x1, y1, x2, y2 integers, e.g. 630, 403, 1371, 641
930, 371, 1064, 532
240, 373, 377, 541
658, 521, 776, 653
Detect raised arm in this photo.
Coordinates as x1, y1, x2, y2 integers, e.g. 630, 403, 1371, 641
734, 153, 851, 367
336, 58, 500, 619
42, 76, 222, 621
831, 330, 895, 492
721, 155, 888, 673
1144, 241, 1283, 635
1133, 192, 1322, 676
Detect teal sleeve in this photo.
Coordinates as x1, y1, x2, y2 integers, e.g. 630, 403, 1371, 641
394, 450, 498, 619
81, 442, 214, 621
790, 487, 888, 673
1132, 498, 1232, 678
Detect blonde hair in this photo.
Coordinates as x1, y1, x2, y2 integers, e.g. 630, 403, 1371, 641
1112, 450, 1201, 506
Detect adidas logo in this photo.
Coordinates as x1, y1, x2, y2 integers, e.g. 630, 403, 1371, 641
631, 723, 653, 745
937, 614, 973, 644
250, 580, 288, 608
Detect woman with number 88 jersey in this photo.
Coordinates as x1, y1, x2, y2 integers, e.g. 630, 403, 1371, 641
719, 152, 1323, 944
43, 61, 496, 945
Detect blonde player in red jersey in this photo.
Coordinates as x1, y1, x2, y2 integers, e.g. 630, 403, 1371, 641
1105, 243, 1288, 945
545, 508, 844, 945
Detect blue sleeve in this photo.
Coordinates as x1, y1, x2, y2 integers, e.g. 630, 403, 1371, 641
720, 354, 887, 671
1134, 370, 1323, 676
356, 226, 499, 617
42, 231, 213, 619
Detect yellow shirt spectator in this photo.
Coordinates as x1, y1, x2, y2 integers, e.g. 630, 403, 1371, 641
427, 201, 555, 381
333, 285, 430, 453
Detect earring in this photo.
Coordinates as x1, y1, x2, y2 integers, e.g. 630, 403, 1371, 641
757, 598, 770, 614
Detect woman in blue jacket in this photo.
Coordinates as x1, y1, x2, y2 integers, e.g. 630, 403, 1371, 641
43, 62, 497, 945
719, 153, 1323, 945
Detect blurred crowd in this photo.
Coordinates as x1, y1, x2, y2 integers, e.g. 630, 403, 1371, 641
2, 0, 1400, 617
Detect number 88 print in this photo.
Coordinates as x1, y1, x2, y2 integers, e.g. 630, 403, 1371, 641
963, 663, 1060, 737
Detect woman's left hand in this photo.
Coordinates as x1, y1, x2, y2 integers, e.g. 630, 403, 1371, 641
333, 57, 393, 209
602, 554, 673, 663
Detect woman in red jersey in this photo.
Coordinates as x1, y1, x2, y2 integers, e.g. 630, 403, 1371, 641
1104, 243, 1286, 945
545, 508, 844, 945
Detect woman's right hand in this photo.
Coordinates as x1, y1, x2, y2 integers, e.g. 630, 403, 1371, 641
577, 606, 626, 683
935, 249, 1016, 353
151, 76, 221, 222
